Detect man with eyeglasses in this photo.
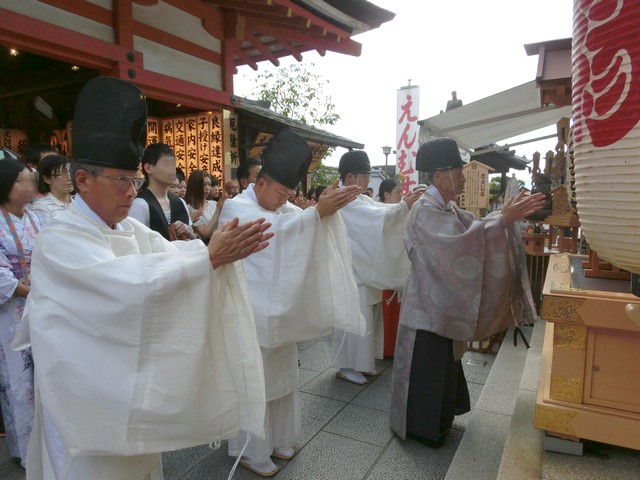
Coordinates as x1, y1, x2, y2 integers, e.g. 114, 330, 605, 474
389, 137, 545, 448
220, 130, 365, 477
331, 150, 423, 386
13, 77, 272, 479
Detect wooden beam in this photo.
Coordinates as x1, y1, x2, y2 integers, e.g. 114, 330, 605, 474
271, 0, 351, 38
281, 31, 360, 57
36, 0, 223, 65
111, 63, 236, 109
202, 13, 224, 38
0, 8, 139, 71
114, 0, 134, 49
223, 39, 236, 92
230, 39, 259, 70
37, 0, 110, 23
223, 9, 245, 41
247, 32, 280, 66
247, 14, 338, 38
205, 0, 350, 39
203, 0, 292, 19
245, 18, 361, 58
235, 44, 321, 67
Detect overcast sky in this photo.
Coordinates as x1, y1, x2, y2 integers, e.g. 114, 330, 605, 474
234, 0, 574, 186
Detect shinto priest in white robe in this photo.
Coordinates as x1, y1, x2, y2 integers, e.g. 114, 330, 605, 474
12, 195, 265, 479
332, 193, 411, 373
219, 184, 365, 460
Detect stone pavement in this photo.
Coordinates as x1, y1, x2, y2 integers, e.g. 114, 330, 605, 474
0, 338, 496, 480
4, 327, 638, 479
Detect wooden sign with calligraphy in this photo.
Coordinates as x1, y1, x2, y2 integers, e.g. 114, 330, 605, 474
209, 111, 223, 183
459, 160, 493, 212
223, 110, 238, 180
147, 117, 161, 146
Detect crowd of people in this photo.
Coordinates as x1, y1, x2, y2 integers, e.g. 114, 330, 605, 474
0, 76, 546, 480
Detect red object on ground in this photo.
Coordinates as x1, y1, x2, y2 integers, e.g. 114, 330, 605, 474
382, 289, 401, 357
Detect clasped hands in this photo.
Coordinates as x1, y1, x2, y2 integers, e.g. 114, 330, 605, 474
207, 179, 363, 268
208, 217, 273, 269
315, 179, 361, 218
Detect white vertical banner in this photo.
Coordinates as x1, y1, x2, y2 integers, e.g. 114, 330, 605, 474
396, 85, 420, 194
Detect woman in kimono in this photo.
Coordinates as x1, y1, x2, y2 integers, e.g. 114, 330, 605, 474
0, 153, 42, 467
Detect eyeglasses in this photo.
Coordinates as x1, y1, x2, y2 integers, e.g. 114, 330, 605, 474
95, 174, 145, 191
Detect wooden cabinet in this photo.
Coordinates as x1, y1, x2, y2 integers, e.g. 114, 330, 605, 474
535, 254, 640, 449
584, 330, 640, 414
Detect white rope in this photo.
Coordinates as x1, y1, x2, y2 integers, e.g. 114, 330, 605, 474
226, 433, 252, 480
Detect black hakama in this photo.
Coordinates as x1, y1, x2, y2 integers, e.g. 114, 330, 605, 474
405, 330, 470, 443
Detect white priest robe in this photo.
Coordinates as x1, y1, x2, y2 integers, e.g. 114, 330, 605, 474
332, 193, 411, 373
13, 197, 265, 480
219, 184, 364, 461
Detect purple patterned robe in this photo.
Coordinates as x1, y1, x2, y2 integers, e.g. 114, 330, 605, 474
390, 188, 535, 438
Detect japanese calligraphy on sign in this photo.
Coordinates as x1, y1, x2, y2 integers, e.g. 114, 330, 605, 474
396, 85, 420, 194
149, 111, 224, 183
459, 160, 493, 210
209, 111, 223, 183
223, 111, 239, 181
147, 117, 160, 146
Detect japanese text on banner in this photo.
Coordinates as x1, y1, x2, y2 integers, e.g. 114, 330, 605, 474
396, 86, 420, 194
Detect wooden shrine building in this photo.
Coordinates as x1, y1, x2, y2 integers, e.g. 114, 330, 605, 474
0, 0, 392, 182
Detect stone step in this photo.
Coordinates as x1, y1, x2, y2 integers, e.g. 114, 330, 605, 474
496, 321, 545, 479
445, 324, 537, 480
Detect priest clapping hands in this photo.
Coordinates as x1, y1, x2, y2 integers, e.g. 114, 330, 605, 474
15, 77, 269, 479
500, 190, 546, 225
208, 216, 273, 269
314, 178, 361, 218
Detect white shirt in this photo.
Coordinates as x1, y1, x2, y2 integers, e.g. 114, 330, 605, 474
128, 196, 192, 227
31, 192, 71, 225
189, 200, 217, 227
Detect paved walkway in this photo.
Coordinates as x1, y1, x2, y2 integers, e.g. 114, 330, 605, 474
1, 338, 496, 480
5, 327, 640, 479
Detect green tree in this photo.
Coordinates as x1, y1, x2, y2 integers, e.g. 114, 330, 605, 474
489, 175, 525, 198
248, 62, 340, 127
311, 162, 339, 187
490, 176, 502, 195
